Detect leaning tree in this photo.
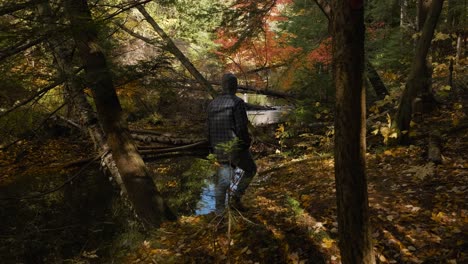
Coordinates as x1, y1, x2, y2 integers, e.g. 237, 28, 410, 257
64, 0, 175, 229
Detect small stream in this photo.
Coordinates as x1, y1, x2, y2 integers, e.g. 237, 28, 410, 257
0, 94, 290, 261
194, 179, 216, 215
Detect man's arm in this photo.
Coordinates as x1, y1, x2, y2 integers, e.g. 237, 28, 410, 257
233, 100, 252, 149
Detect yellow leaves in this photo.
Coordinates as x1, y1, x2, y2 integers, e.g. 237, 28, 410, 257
453, 103, 463, 110
300, 194, 312, 207
433, 32, 451, 41
166, 180, 178, 188
431, 211, 449, 223
378, 253, 388, 262
372, 114, 399, 145
451, 103, 466, 126
155, 166, 170, 174
441, 85, 451, 91
275, 124, 285, 139
412, 32, 422, 40
300, 194, 312, 202
321, 237, 334, 249
81, 250, 98, 259
382, 71, 400, 82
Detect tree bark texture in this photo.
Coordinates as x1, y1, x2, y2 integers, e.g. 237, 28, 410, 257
314, 0, 389, 101
417, 0, 432, 31
135, 5, 216, 98
40, 0, 126, 192
447, 0, 464, 64
331, 1, 375, 263
64, 0, 175, 228
394, 0, 444, 144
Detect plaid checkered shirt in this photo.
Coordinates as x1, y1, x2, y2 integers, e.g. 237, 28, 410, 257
207, 94, 251, 162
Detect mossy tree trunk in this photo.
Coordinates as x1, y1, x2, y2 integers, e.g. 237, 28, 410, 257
331, 1, 375, 263
394, 0, 444, 144
64, 0, 175, 228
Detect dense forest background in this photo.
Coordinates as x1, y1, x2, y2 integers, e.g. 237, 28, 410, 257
0, 0, 466, 263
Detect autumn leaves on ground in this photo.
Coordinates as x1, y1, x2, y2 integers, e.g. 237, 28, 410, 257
0, 96, 466, 263
123, 113, 467, 263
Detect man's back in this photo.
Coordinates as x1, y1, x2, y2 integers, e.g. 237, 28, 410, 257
208, 94, 242, 147
207, 73, 257, 213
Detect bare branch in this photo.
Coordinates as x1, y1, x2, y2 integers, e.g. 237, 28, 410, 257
0, 0, 45, 16
0, 67, 83, 119
0, 36, 46, 62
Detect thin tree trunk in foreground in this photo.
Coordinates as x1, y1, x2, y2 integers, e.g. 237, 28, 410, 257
331, 0, 375, 263
64, 0, 175, 228
394, 0, 444, 144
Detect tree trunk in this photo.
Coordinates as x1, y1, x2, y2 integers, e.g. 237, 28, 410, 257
314, 0, 388, 101
400, 0, 409, 28
64, 0, 175, 229
394, 0, 444, 144
417, 0, 432, 32
331, 1, 375, 263
456, 34, 462, 64
135, 5, 216, 98
447, 0, 464, 64
366, 59, 389, 100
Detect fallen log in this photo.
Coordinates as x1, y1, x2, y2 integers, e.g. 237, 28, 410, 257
61, 141, 209, 168
138, 140, 208, 152
209, 81, 294, 99
130, 131, 203, 145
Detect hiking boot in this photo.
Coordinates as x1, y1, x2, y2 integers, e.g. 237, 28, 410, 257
230, 197, 248, 212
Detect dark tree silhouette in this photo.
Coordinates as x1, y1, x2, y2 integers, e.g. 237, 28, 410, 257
331, 0, 375, 263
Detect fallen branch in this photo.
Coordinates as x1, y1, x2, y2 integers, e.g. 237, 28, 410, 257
210, 81, 294, 99
61, 141, 209, 168
0, 36, 46, 62
260, 153, 333, 175
138, 140, 208, 152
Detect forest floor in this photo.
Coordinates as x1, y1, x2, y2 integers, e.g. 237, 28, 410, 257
119, 94, 467, 263
122, 133, 467, 263
0, 94, 467, 264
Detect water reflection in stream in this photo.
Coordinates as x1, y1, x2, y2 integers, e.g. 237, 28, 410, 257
194, 167, 244, 215
194, 179, 216, 215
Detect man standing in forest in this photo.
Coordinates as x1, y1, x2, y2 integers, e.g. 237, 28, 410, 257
207, 73, 257, 214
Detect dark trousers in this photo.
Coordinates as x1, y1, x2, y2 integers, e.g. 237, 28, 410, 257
214, 149, 257, 213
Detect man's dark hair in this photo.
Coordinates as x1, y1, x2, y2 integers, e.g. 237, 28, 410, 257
222, 73, 238, 94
